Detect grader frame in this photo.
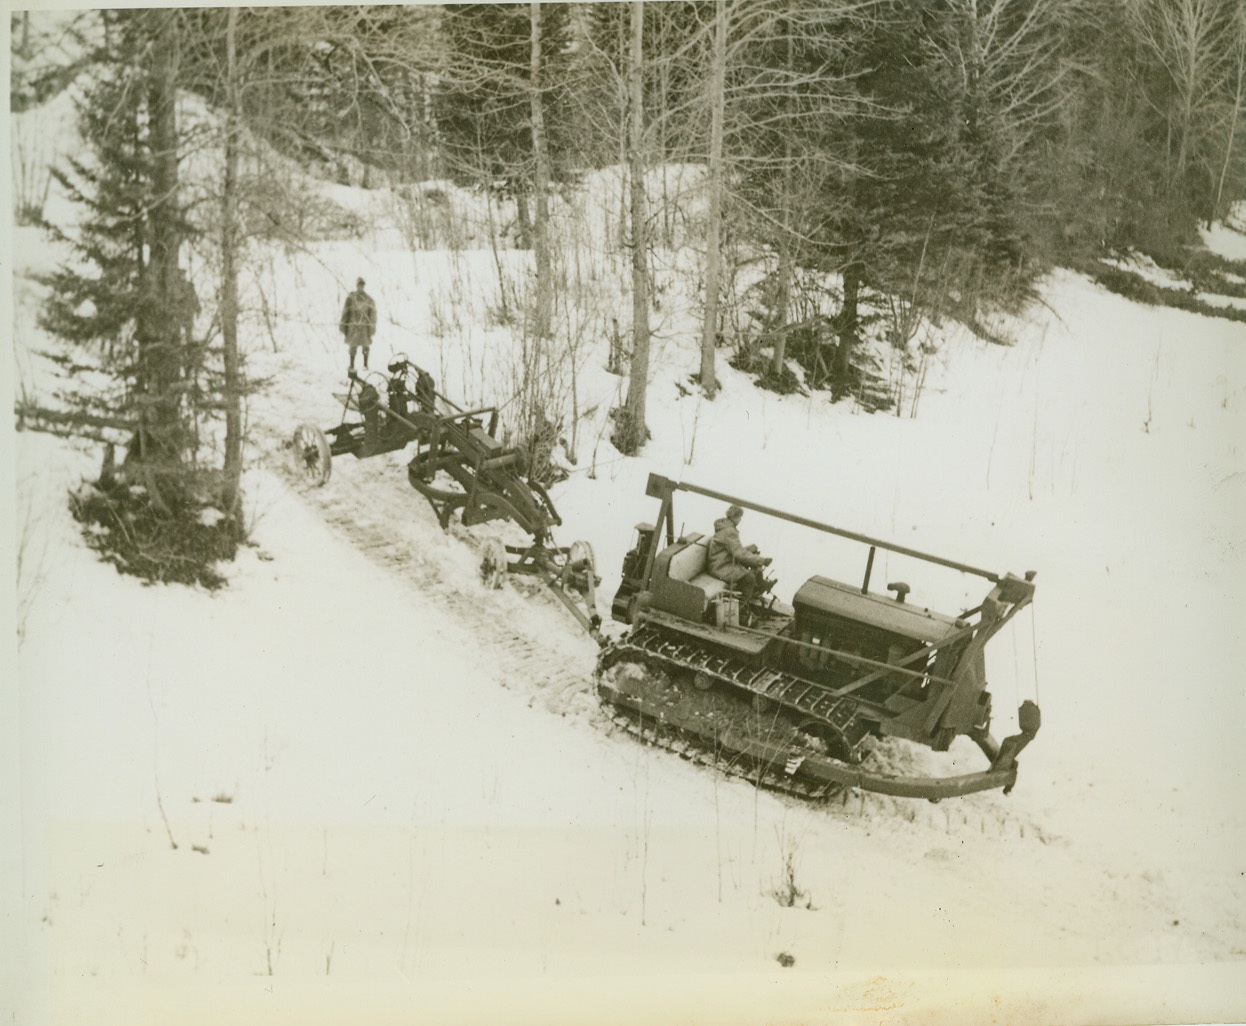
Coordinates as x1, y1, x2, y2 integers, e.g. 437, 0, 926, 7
292, 358, 600, 635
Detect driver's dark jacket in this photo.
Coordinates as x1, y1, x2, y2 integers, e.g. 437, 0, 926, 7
707, 517, 764, 584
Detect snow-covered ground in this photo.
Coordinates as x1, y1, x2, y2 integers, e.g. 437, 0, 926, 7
7, 142, 1246, 1023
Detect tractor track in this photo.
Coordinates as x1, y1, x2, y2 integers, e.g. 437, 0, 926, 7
259, 426, 1058, 844
605, 697, 1057, 841
604, 707, 843, 803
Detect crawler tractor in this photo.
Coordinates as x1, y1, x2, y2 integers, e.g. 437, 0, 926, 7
597, 475, 1041, 800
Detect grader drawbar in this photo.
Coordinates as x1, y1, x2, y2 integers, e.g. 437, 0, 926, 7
293, 358, 601, 635
596, 475, 1041, 802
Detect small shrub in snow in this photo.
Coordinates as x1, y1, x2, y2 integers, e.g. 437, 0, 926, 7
771, 850, 814, 910
728, 348, 805, 396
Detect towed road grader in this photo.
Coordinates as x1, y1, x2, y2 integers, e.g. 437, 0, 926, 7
294, 364, 1039, 802
292, 357, 601, 634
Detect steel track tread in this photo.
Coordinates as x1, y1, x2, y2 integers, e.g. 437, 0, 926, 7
595, 646, 867, 802
603, 627, 872, 758
604, 706, 843, 803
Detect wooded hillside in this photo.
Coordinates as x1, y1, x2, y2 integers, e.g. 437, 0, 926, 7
11, 1, 1246, 578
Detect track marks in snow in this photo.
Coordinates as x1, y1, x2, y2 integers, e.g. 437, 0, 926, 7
269, 438, 597, 707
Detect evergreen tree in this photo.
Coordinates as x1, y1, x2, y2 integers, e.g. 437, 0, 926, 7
40, 10, 196, 472
38, 9, 241, 586
726, 0, 866, 381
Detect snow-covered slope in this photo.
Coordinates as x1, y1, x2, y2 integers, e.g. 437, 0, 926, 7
8, 159, 1246, 1025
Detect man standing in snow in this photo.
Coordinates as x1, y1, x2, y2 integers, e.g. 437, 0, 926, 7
707, 504, 772, 607
340, 277, 377, 373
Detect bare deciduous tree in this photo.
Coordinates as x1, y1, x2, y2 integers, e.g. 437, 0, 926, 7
1127, 0, 1243, 220
616, 0, 651, 455
698, 0, 728, 398
530, 2, 554, 339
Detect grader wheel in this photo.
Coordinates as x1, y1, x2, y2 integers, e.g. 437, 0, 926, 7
479, 537, 508, 590
293, 424, 332, 486
566, 539, 596, 576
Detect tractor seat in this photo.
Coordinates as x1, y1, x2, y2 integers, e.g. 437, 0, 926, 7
691, 571, 727, 601
652, 536, 728, 620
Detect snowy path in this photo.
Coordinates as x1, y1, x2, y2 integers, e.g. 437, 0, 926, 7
273, 447, 600, 712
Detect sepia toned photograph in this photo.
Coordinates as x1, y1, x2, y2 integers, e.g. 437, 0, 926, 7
5, 2, 1245, 1023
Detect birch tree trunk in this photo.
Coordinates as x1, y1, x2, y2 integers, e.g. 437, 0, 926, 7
618, 0, 650, 454
530, 1, 553, 339
1214, 8, 1246, 215
769, 219, 792, 376
769, 12, 795, 378
698, 0, 727, 398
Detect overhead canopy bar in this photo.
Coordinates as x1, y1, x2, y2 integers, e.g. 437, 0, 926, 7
646, 473, 1001, 583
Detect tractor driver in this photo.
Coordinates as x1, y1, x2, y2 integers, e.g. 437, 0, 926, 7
707, 504, 773, 608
